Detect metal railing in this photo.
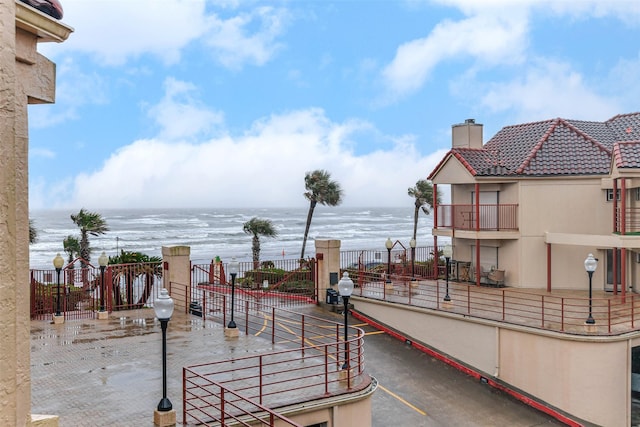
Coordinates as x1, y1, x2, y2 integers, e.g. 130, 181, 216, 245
436, 204, 518, 231
191, 259, 317, 310
352, 272, 640, 335
31, 262, 164, 318
340, 247, 440, 280
182, 292, 368, 426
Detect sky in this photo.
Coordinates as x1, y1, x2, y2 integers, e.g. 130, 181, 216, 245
28, 0, 640, 210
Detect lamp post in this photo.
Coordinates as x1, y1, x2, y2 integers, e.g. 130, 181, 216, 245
154, 288, 175, 412
338, 272, 354, 369
98, 252, 108, 312
227, 257, 239, 329
385, 237, 393, 283
584, 253, 597, 325
443, 244, 453, 303
53, 253, 64, 316
409, 238, 416, 280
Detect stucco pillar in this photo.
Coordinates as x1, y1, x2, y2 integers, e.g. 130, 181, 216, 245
0, 2, 22, 425
1, 2, 71, 425
161, 246, 191, 312
315, 239, 341, 303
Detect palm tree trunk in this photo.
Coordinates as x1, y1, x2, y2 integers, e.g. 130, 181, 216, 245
252, 235, 260, 270
413, 202, 419, 241
301, 200, 317, 259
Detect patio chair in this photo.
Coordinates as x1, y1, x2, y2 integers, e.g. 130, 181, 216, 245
487, 269, 505, 287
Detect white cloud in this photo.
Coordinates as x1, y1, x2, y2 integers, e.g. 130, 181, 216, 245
380, 10, 528, 101
42, 103, 443, 209
479, 60, 621, 122
41, 0, 207, 66
203, 6, 290, 69
147, 77, 225, 140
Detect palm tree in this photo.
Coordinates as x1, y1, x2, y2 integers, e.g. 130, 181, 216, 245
408, 179, 440, 242
243, 217, 278, 269
301, 169, 343, 259
29, 219, 37, 244
63, 235, 81, 285
109, 251, 162, 308
70, 208, 109, 267
63, 235, 81, 264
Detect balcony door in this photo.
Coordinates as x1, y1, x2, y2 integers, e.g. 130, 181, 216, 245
605, 248, 621, 292
471, 191, 498, 229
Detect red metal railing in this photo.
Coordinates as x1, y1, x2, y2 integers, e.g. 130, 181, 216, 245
191, 259, 317, 310
31, 262, 164, 318
615, 206, 640, 234
182, 299, 368, 426
340, 247, 440, 280
352, 272, 640, 336
435, 204, 518, 231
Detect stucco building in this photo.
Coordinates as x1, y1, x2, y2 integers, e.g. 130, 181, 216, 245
0, 1, 72, 425
430, 113, 640, 296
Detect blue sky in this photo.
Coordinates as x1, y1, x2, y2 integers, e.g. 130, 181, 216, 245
29, 0, 640, 209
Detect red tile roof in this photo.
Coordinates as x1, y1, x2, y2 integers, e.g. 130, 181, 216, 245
433, 112, 640, 178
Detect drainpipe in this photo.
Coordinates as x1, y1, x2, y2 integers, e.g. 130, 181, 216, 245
546, 243, 551, 292
622, 178, 627, 302
475, 184, 480, 286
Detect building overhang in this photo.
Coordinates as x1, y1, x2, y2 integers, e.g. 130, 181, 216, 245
15, 1, 74, 43
545, 232, 640, 250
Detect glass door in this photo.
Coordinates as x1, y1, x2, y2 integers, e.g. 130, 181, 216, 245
605, 248, 621, 292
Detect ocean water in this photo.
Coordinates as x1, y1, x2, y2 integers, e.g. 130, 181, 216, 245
28, 207, 434, 269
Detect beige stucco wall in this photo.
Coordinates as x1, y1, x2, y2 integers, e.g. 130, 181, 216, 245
315, 239, 341, 300
354, 297, 636, 426
0, 3, 71, 425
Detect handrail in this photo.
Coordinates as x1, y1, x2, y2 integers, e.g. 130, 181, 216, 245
183, 291, 369, 425
351, 271, 640, 336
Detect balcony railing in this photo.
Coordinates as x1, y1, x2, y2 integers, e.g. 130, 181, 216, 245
615, 206, 640, 234
436, 204, 518, 231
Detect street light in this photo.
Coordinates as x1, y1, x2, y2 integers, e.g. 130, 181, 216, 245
98, 251, 108, 312
409, 238, 416, 280
584, 253, 597, 325
227, 257, 239, 329
154, 288, 175, 412
53, 253, 64, 316
338, 272, 354, 369
443, 244, 453, 303
385, 237, 393, 283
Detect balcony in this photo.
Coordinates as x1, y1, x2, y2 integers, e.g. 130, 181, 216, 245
615, 206, 640, 234
436, 204, 518, 231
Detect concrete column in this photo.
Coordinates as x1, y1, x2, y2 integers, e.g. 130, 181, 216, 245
161, 246, 191, 312
315, 239, 341, 303
0, 2, 22, 424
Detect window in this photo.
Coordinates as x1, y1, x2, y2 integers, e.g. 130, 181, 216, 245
606, 188, 621, 202
636, 187, 640, 201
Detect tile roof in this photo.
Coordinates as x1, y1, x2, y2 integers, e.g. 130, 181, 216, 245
443, 112, 640, 178
613, 141, 640, 169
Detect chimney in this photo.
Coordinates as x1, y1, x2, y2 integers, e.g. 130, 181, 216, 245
452, 118, 483, 149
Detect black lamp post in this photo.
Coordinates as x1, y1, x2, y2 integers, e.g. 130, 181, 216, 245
443, 244, 453, 302
584, 253, 597, 325
385, 237, 393, 283
155, 288, 175, 412
98, 251, 108, 312
409, 238, 416, 280
53, 253, 64, 316
227, 257, 239, 329
338, 272, 354, 369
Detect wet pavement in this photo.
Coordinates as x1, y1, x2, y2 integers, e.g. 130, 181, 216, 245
31, 305, 572, 427
30, 308, 280, 426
